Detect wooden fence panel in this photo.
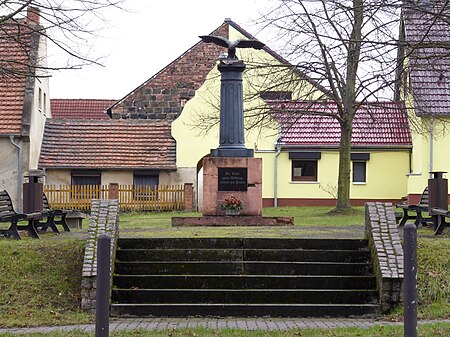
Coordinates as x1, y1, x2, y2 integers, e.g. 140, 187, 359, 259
118, 184, 184, 211
44, 184, 185, 212
44, 185, 109, 211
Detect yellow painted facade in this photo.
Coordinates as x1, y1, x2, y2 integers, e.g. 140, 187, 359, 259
407, 115, 450, 195
400, 59, 450, 196
259, 150, 410, 201
171, 24, 413, 205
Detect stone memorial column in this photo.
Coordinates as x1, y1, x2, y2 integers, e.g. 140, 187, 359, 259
211, 61, 253, 158
199, 35, 264, 216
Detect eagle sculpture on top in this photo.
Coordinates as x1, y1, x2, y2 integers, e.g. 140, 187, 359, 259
199, 35, 265, 59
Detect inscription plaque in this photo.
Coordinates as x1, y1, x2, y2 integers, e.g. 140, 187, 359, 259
218, 167, 248, 191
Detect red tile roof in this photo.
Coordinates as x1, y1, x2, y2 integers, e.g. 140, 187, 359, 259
0, 18, 35, 134
50, 99, 116, 119
269, 101, 412, 148
39, 120, 176, 169
403, 1, 450, 116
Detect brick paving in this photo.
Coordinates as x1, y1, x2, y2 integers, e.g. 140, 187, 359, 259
0, 318, 449, 335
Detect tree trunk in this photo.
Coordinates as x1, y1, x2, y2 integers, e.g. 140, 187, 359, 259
334, 0, 363, 211
336, 120, 352, 210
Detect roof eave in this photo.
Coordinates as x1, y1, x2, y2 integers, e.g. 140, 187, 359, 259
278, 144, 413, 150
40, 165, 178, 171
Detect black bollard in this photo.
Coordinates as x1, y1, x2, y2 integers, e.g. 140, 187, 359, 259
404, 223, 418, 337
96, 234, 111, 337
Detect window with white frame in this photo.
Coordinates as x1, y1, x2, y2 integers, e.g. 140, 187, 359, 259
289, 152, 321, 182
351, 153, 370, 183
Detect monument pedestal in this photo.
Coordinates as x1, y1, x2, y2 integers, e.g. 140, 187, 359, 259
203, 157, 262, 216
171, 157, 294, 227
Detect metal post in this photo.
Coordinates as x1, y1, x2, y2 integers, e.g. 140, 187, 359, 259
96, 234, 111, 337
404, 223, 418, 337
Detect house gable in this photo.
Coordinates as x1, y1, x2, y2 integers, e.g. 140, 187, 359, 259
108, 19, 329, 122
401, 1, 450, 116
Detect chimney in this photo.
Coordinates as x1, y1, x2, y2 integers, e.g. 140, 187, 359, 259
26, 6, 40, 25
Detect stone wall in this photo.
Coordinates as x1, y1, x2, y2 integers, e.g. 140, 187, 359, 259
365, 202, 404, 313
81, 199, 119, 311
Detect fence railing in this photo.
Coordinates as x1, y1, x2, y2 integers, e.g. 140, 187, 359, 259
44, 184, 185, 212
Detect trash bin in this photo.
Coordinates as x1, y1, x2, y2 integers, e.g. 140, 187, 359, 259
23, 169, 45, 213
428, 171, 448, 212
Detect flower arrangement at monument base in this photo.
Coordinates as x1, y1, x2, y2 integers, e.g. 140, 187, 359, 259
220, 195, 243, 216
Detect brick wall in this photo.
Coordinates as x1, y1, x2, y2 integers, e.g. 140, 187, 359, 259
110, 24, 228, 120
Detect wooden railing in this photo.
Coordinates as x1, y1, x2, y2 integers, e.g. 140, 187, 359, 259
44, 184, 185, 212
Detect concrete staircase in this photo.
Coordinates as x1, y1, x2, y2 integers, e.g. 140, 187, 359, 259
110, 238, 380, 317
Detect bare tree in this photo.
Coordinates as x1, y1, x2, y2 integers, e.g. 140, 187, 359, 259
247, 0, 449, 212
253, 0, 407, 211
0, 0, 124, 78
190, 1, 450, 211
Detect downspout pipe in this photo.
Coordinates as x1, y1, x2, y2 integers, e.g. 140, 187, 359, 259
429, 115, 434, 178
274, 144, 281, 208
9, 136, 23, 212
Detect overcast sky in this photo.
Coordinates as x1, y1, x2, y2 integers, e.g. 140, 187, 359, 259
48, 0, 273, 99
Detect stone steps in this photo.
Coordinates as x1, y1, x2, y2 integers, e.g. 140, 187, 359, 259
113, 274, 377, 289
111, 237, 380, 317
115, 248, 370, 263
114, 261, 372, 275
112, 289, 379, 304
111, 303, 380, 318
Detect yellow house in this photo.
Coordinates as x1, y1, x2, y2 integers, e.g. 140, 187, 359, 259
169, 21, 411, 208
396, 2, 450, 204
264, 101, 411, 207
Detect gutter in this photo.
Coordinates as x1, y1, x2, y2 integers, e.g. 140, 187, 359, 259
278, 144, 413, 150
9, 136, 23, 212
429, 115, 434, 178
274, 143, 282, 208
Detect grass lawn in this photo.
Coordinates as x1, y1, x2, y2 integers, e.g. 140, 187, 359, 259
0, 238, 94, 327
118, 206, 366, 229
116, 206, 367, 238
0, 206, 448, 329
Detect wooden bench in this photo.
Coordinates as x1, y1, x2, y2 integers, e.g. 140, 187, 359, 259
396, 187, 432, 227
0, 190, 43, 239
34, 194, 71, 233
429, 208, 450, 235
